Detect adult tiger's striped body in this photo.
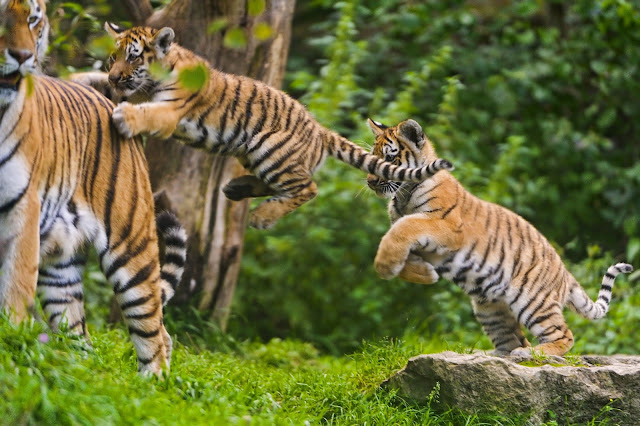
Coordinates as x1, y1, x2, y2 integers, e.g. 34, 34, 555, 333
0, 0, 187, 375
98, 24, 452, 229
367, 118, 633, 357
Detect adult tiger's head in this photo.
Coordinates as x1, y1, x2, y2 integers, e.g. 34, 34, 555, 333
366, 118, 440, 197
104, 22, 175, 97
0, 0, 48, 106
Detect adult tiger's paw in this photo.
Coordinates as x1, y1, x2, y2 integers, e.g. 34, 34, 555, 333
112, 102, 139, 138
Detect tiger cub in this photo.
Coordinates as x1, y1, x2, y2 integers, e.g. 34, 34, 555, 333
97, 23, 453, 229
366, 118, 633, 357
0, 0, 187, 375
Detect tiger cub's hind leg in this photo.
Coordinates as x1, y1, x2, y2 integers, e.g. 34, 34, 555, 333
37, 257, 89, 337
511, 305, 574, 357
223, 175, 277, 201
248, 178, 318, 229
472, 299, 531, 356
397, 254, 439, 284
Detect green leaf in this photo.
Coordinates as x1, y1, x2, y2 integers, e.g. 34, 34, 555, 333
248, 0, 265, 17
207, 18, 228, 34
253, 22, 273, 41
87, 34, 116, 59
223, 28, 247, 49
627, 238, 640, 263
25, 74, 34, 98
178, 64, 210, 92
149, 62, 172, 82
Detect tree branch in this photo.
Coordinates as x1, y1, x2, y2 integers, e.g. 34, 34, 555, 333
120, 0, 154, 25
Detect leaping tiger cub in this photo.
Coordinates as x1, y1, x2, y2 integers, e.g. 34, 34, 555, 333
367, 118, 633, 357
0, 0, 187, 375
98, 23, 453, 229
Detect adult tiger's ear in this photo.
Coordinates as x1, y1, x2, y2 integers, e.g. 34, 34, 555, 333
397, 119, 425, 148
367, 118, 388, 137
105, 22, 126, 38
151, 27, 175, 57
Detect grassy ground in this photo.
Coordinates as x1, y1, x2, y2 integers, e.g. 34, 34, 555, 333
0, 315, 621, 426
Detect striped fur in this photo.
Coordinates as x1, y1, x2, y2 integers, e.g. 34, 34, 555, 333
95, 24, 453, 229
367, 118, 633, 357
0, 1, 186, 375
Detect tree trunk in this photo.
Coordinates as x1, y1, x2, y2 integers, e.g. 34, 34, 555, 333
124, 0, 295, 329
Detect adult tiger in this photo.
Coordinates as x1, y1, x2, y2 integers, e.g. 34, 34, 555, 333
0, 0, 187, 375
367, 118, 633, 357
91, 24, 453, 229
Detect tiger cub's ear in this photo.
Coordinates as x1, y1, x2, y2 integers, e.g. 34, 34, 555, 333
367, 118, 388, 137
105, 22, 126, 38
151, 27, 175, 57
397, 119, 425, 148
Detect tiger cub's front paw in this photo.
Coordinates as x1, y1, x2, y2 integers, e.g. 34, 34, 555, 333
112, 102, 139, 138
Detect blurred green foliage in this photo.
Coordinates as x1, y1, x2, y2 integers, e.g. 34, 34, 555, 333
229, 0, 639, 353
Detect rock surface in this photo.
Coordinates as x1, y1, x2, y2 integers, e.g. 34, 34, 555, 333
382, 351, 640, 424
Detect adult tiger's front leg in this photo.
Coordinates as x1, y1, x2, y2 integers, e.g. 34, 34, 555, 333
0, 194, 41, 322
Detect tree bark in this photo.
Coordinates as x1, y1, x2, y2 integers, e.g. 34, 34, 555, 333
125, 0, 295, 329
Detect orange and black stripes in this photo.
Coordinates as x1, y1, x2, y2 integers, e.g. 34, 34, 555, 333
93, 25, 453, 229
369, 118, 633, 357
1, 5, 186, 377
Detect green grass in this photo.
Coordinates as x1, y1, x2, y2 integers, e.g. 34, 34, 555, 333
0, 316, 621, 426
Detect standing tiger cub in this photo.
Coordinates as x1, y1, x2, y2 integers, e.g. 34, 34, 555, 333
367, 118, 633, 357
96, 23, 453, 229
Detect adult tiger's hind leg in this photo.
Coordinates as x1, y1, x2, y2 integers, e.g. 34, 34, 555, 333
472, 299, 531, 356
102, 242, 171, 375
248, 178, 318, 229
37, 257, 88, 337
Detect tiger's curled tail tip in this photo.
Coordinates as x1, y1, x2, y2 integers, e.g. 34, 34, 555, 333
440, 159, 454, 171
615, 263, 633, 274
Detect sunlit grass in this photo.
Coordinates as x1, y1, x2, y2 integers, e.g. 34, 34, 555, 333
0, 315, 623, 425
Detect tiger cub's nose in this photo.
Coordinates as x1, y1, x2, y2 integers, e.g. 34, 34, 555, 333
367, 175, 380, 190
108, 73, 122, 85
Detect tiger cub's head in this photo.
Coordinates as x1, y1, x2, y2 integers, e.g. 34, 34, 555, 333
366, 118, 439, 198
0, 0, 49, 106
104, 23, 175, 97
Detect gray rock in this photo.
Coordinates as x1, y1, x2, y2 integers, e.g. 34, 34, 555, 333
382, 351, 640, 425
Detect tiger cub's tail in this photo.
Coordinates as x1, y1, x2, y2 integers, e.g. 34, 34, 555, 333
156, 211, 187, 305
567, 262, 633, 320
325, 133, 453, 182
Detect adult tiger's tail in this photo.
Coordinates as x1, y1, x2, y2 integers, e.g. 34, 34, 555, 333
325, 133, 453, 182
156, 211, 187, 304
567, 262, 633, 320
